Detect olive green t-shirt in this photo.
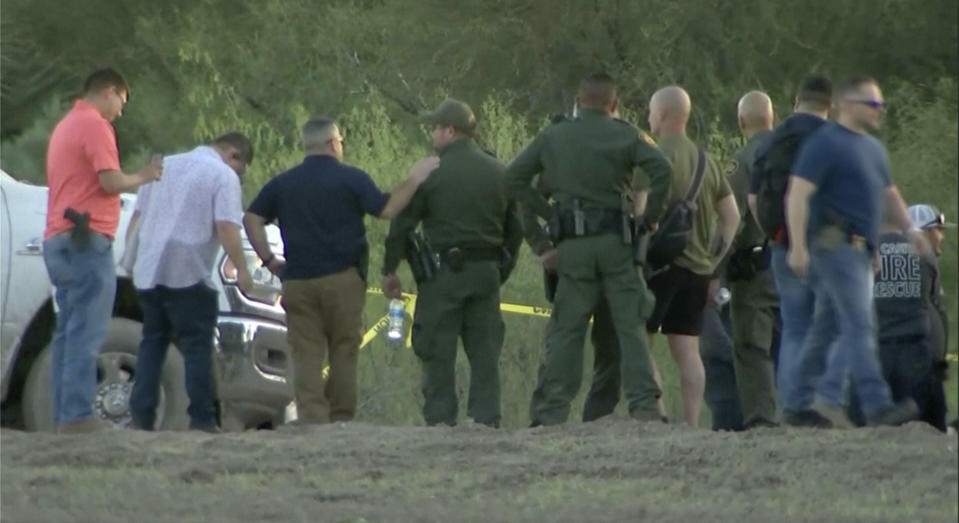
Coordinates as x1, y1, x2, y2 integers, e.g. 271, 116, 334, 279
656, 134, 732, 275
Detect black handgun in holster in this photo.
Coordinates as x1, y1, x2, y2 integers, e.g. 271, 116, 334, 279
632, 217, 651, 268
64, 207, 91, 250
543, 269, 558, 303
406, 230, 440, 284
547, 203, 562, 244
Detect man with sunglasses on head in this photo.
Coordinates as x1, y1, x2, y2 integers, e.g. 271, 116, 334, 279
244, 118, 438, 425
126, 133, 256, 433
43, 68, 162, 434
784, 75, 928, 428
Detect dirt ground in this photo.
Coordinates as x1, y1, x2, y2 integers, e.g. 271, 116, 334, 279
2, 418, 957, 523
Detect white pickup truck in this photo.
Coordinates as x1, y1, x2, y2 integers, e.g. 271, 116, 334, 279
0, 169, 295, 431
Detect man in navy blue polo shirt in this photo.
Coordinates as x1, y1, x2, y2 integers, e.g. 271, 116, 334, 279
748, 75, 832, 427
243, 117, 438, 424
784, 75, 928, 427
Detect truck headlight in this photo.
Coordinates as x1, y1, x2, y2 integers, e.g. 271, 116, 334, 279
220, 250, 283, 306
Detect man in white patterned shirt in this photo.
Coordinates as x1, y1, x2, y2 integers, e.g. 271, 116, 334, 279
127, 133, 253, 432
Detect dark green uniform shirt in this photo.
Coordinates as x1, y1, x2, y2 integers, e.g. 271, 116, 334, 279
505, 108, 672, 221
383, 138, 523, 274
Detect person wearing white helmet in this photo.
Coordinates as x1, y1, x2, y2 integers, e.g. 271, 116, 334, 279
855, 204, 951, 431
911, 204, 954, 430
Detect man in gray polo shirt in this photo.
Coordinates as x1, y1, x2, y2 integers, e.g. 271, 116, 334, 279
127, 133, 254, 432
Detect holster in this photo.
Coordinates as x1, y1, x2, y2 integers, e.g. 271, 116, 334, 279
726, 243, 770, 282
544, 269, 558, 303
406, 230, 440, 284
547, 203, 562, 244
64, 207, 91, 250
632, 219, 650, 267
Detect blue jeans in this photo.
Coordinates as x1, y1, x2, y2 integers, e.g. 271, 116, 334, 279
700, 302, 744, 431
806, 244, 891, 417
789, 273, 844, 411
770, 244, 818, 412
130, 282, 219, 429
43, 232, 117, 425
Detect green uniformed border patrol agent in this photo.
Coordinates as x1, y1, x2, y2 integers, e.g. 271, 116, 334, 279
522, 164, 623, 423
725, 90, 779, 428
524, 114, 660, 423
382, 99, 523, 428
506, 72, 673, 425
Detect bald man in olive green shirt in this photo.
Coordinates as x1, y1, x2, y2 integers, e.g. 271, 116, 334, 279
644, 85, 740, 428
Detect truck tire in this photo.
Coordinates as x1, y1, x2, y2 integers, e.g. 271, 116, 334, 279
21, 317, 190, 431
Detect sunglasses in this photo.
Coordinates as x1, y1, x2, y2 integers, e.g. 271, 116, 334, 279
849, 99, 885, 110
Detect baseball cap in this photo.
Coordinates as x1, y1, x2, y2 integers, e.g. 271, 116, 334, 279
908, 204, 956, 230
421, 99, 476, 136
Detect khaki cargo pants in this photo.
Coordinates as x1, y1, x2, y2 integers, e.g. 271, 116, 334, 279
281, 267, 365, 423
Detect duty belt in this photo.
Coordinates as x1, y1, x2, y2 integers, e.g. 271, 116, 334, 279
437, 245, 501, 271
555, 208, 626, 240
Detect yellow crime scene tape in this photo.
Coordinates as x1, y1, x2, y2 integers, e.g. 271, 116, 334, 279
360, 287, 551, 350
321, 288, 551, 377
320, 287, 958, 377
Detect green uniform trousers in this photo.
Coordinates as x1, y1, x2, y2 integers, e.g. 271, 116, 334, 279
412, 260, 504, 427
532, 234, 661, 425
281, 267, 366, 424
530, 298, 623, 422
730, 269, 778, 426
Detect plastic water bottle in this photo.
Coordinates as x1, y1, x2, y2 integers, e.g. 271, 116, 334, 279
714, 287, 732, 306
386, 299, 405, 341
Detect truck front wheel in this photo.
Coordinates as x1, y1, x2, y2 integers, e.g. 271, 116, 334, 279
21, 318, 190, 431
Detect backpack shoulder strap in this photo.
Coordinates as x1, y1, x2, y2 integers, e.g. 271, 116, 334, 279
683, 148, 707, 203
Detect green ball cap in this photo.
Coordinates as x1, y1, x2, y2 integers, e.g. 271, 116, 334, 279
421, 99, 476, 135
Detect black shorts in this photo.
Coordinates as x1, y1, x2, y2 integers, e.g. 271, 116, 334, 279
645, 264, 710, 336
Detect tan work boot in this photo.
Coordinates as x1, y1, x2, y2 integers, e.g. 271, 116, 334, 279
811, 399, 854, 429
867, 399, 919, 427
57, 418, 116, 435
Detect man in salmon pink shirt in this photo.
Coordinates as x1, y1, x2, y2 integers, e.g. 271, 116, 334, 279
43, 68, 162, 434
